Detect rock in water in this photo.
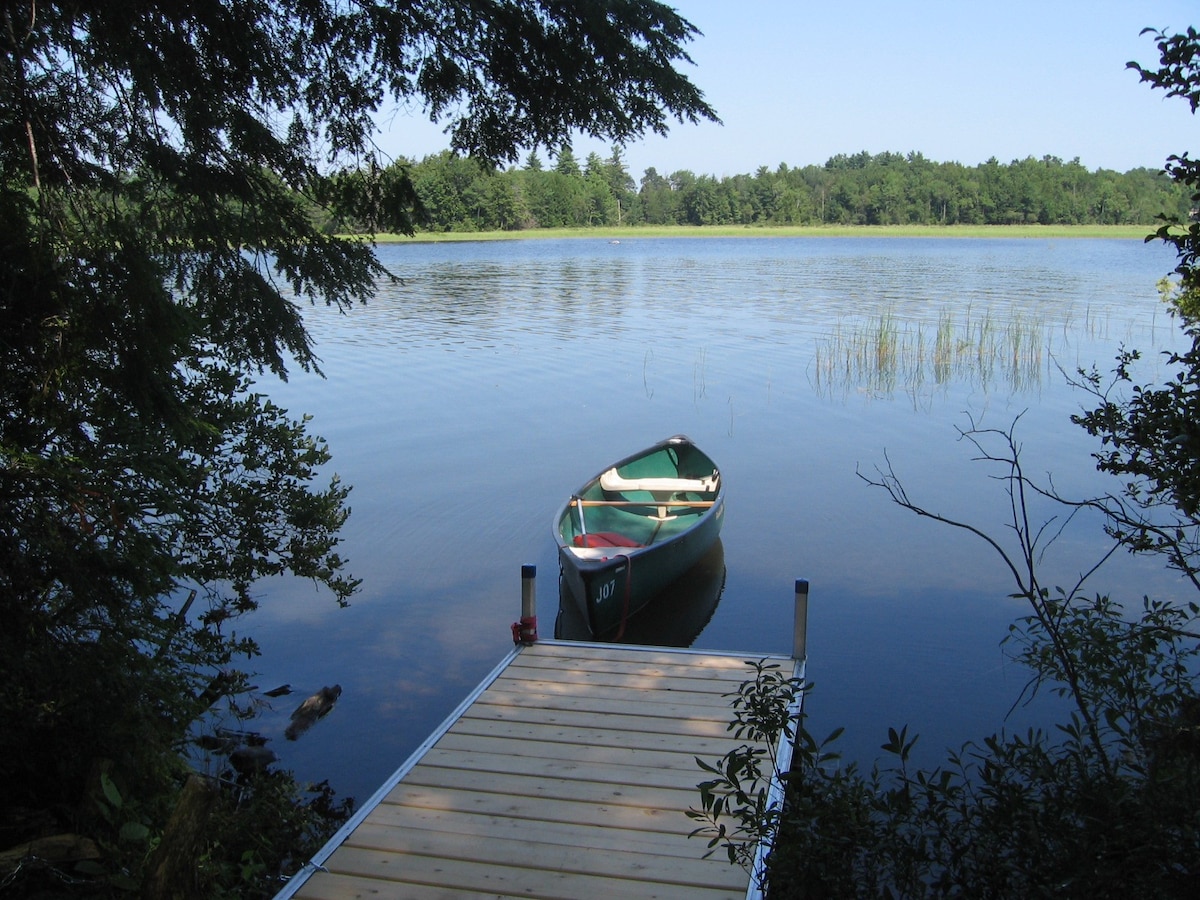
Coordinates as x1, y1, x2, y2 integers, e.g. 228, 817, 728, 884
285, 685, 342, 741
229, 746, 278, 775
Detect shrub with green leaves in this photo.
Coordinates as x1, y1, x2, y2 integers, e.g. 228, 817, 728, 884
692, 591, 1200, 897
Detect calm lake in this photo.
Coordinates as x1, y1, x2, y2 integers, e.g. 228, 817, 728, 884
229, 236, 1189, 810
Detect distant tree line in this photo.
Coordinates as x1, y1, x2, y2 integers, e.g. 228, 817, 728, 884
345, 148, 1191, 232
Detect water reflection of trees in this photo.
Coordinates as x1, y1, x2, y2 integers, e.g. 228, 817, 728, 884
813, 307, 1049, 402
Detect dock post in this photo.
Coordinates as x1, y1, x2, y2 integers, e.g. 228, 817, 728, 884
793, 579, 809, 660
512, 564, 539, 644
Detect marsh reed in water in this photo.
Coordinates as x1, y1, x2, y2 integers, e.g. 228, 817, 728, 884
813, 306, 1047, 400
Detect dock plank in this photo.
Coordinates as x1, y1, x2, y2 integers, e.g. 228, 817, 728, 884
373, 785, 694, 837
446, 717, 747, 757
279, 640, 799, 900
423, 742, 725, 787
344, 824, 745, 888
433, 731, 702, 769
348, 804, 743, 858
462, 701, 736, 738
400, 763, 699, 812
322, 845, 743, 900
475, 686, 737, 722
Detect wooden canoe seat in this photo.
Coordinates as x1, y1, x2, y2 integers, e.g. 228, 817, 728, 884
598, 467, 719, 495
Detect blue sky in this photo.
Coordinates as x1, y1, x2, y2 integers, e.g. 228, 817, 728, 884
374, 0, 1197, 177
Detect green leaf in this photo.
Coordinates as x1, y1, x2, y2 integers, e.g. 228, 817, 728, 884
822, 726, 845, 745
101, 772, 123, 810
120, 821, 151, 843
109, 872, 141, 892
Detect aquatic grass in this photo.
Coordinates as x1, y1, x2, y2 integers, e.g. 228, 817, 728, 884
932, 309, 958, 385
1004, 312, 1043, 394
813, 307, 1049, 400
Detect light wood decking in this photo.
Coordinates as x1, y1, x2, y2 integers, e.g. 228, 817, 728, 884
277, 640, 802, 900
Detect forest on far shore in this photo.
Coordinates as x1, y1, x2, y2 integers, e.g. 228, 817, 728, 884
337, 148, 1192, 234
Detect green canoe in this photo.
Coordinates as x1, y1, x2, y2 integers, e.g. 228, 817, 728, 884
554, 435, 725, 639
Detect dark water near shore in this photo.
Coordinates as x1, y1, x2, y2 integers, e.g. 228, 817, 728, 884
217, 236, 1188, 810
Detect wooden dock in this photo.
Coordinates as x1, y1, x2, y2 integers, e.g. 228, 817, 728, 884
275, 635, 805, 900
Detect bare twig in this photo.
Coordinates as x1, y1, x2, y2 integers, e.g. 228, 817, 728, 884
857, 416, 1121, 778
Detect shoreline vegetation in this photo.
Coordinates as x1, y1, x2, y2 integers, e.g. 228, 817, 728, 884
358, 150, 1186, 237
374, 223, 1156, 243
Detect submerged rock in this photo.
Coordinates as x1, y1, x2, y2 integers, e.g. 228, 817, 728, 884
228, 745, 278, 775
285, 685, 342, 741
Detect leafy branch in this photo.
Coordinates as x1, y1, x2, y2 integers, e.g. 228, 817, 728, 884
687, 659, 821, 886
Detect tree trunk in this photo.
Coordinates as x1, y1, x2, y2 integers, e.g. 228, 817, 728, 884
142, 775, 218, 900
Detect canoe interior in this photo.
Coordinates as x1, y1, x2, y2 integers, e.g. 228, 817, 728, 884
557, 440, 721, 550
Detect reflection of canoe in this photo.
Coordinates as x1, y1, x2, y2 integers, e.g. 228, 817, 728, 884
557, 539, 726, 645
553, 435, 725, 638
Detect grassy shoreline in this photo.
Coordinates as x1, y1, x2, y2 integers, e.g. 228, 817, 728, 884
370, 223, 1155, 243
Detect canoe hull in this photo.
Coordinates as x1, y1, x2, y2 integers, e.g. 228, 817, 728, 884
554, 435, 725, 638
555, 539, 726, 647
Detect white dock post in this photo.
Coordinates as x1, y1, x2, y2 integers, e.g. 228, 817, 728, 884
512, 564, 539, 644
793, 579, 809, 660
